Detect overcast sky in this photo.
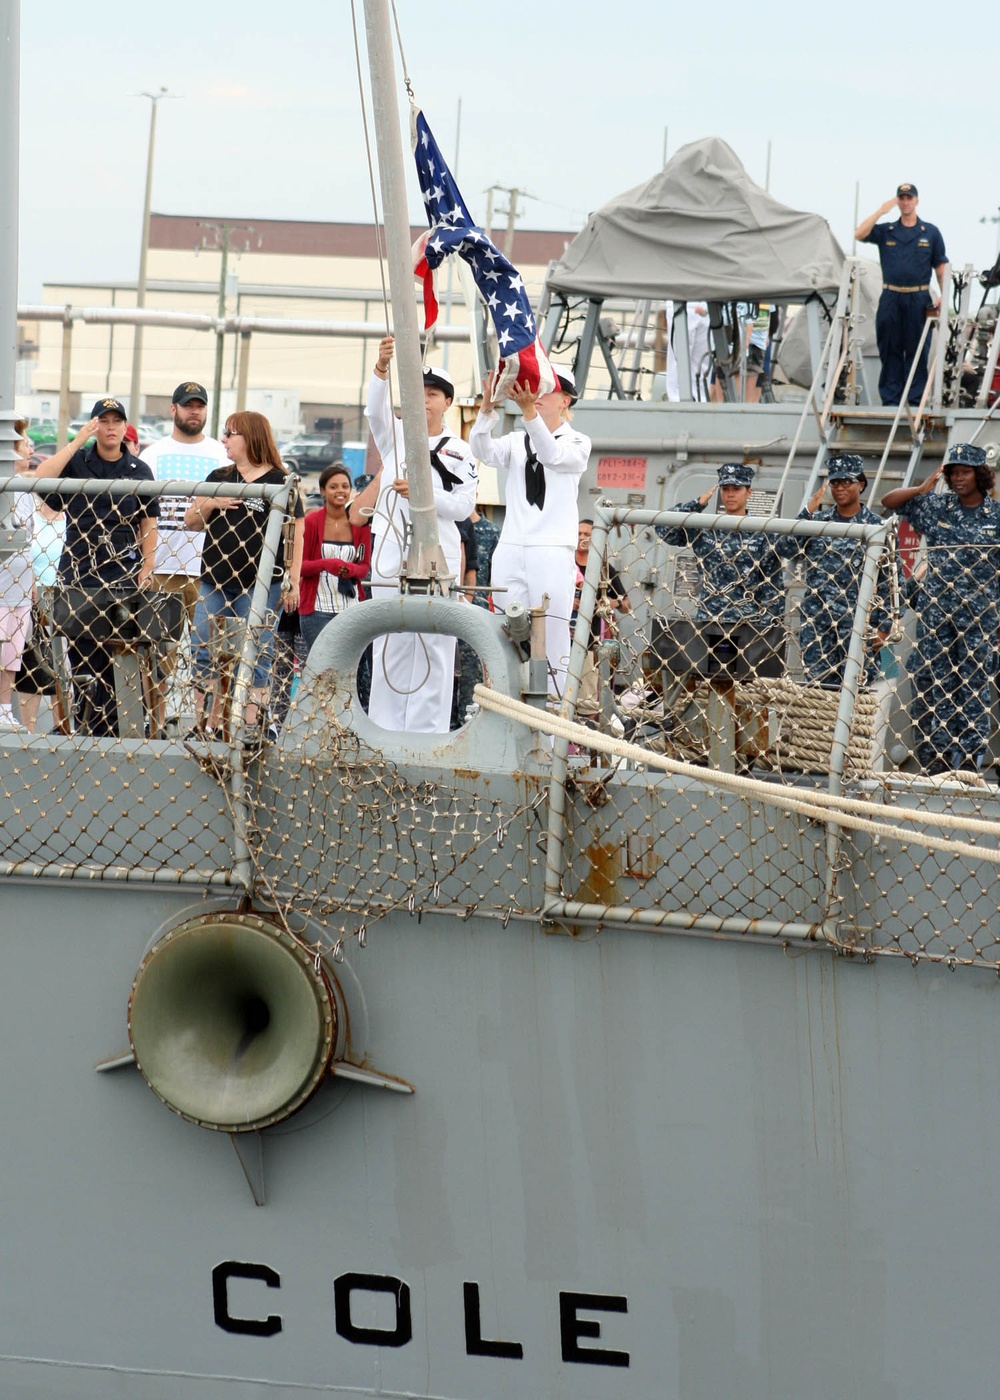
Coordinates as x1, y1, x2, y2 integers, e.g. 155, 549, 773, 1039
15, 0, 1000, 301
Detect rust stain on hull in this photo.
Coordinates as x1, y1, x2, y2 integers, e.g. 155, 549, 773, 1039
573, 841, 622, 908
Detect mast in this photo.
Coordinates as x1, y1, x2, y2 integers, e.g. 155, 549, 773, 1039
362, 0, 451, 588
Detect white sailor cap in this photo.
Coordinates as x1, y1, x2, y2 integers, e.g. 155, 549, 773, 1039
423, 366, 455, 398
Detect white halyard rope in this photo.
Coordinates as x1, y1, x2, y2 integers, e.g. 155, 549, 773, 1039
473, 686, 1000, 866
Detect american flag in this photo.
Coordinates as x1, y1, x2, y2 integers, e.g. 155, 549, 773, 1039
410, 107, 557, 398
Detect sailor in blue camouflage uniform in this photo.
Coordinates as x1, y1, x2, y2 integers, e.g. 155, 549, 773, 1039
882, 444, 1000, 773
658, 462, 785, 628
779, 455, 892, 687
855, 183, 948, 407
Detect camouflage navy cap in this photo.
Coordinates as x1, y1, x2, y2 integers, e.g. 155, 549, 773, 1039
717, 462, 755, 487
944, 443, 987, 468
826, 454, 867, 484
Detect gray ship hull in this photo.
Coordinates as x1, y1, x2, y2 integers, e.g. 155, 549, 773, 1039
1, 874, 997, 1399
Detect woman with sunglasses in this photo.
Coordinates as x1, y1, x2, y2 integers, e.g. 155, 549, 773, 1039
184, 412, 303, 740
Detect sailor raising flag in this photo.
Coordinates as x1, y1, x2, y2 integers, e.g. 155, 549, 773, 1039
411, 108, 557, 398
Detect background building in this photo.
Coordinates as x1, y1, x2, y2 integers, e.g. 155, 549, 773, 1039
27, 214, 576, 442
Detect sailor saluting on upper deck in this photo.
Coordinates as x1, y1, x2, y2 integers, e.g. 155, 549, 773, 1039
855, 183, 948, 409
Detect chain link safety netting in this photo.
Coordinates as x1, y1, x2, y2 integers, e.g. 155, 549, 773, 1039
5, 476, 1000, 973
531, 503, 1000, 971
0, 474, 302, 884
0, 475, 548, 952
250, 691, 549, 960
0, 475, 298, 745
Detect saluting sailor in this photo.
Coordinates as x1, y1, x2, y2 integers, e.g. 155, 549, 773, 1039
855, 183, 948, 407
658, 462, 785, 629
469, 367, 589, 697
354, 335, 477, 733
780, 455, 892, 688
883, 444, 1000, 773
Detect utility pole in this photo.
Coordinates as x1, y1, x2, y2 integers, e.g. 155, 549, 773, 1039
503, 188, 521, 259
129, 87, 170, 424
662, 125, 669, 167
852, 180, 860, 255
197, 222, 257, 437
484, 186, 495, 240
765, 139, 772, 192
213, 227, 229, 439
484, 184, 531, 259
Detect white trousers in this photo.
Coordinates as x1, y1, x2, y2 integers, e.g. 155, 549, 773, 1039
367, 568, 456, 734
491, 542, 575, 696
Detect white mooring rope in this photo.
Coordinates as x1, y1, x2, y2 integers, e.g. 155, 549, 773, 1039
472, 686, 1000, 867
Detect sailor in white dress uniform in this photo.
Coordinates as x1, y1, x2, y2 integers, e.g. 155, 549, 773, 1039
469, 367, 589, 696
357, 337, 477, 732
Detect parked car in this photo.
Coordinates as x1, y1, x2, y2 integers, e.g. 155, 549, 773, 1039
279, 435, 325, 453
26, 419, 59, 445
281, 437, 341, 473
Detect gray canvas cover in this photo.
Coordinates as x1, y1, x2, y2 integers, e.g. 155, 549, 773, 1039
547, 136, 845, 304
776, 259, 882, 388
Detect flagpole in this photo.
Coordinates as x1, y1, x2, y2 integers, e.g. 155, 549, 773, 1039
362, 0, 449, 585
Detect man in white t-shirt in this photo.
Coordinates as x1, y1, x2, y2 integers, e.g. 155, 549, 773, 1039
140, 382, 230, 727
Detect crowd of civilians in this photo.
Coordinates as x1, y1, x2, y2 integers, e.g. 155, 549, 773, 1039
1, 366, 585, 744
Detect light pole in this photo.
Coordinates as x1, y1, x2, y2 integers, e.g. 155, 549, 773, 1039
980, 211, 1000, 261
128, 87, 169, 424
196, 223, 257, 438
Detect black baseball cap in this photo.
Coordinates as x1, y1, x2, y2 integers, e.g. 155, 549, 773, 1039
172, 381, 208, 406
896, 183, 918, 198
89, 398, 127, 420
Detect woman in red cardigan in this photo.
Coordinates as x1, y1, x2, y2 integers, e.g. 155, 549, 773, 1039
299, 464, 372, 653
